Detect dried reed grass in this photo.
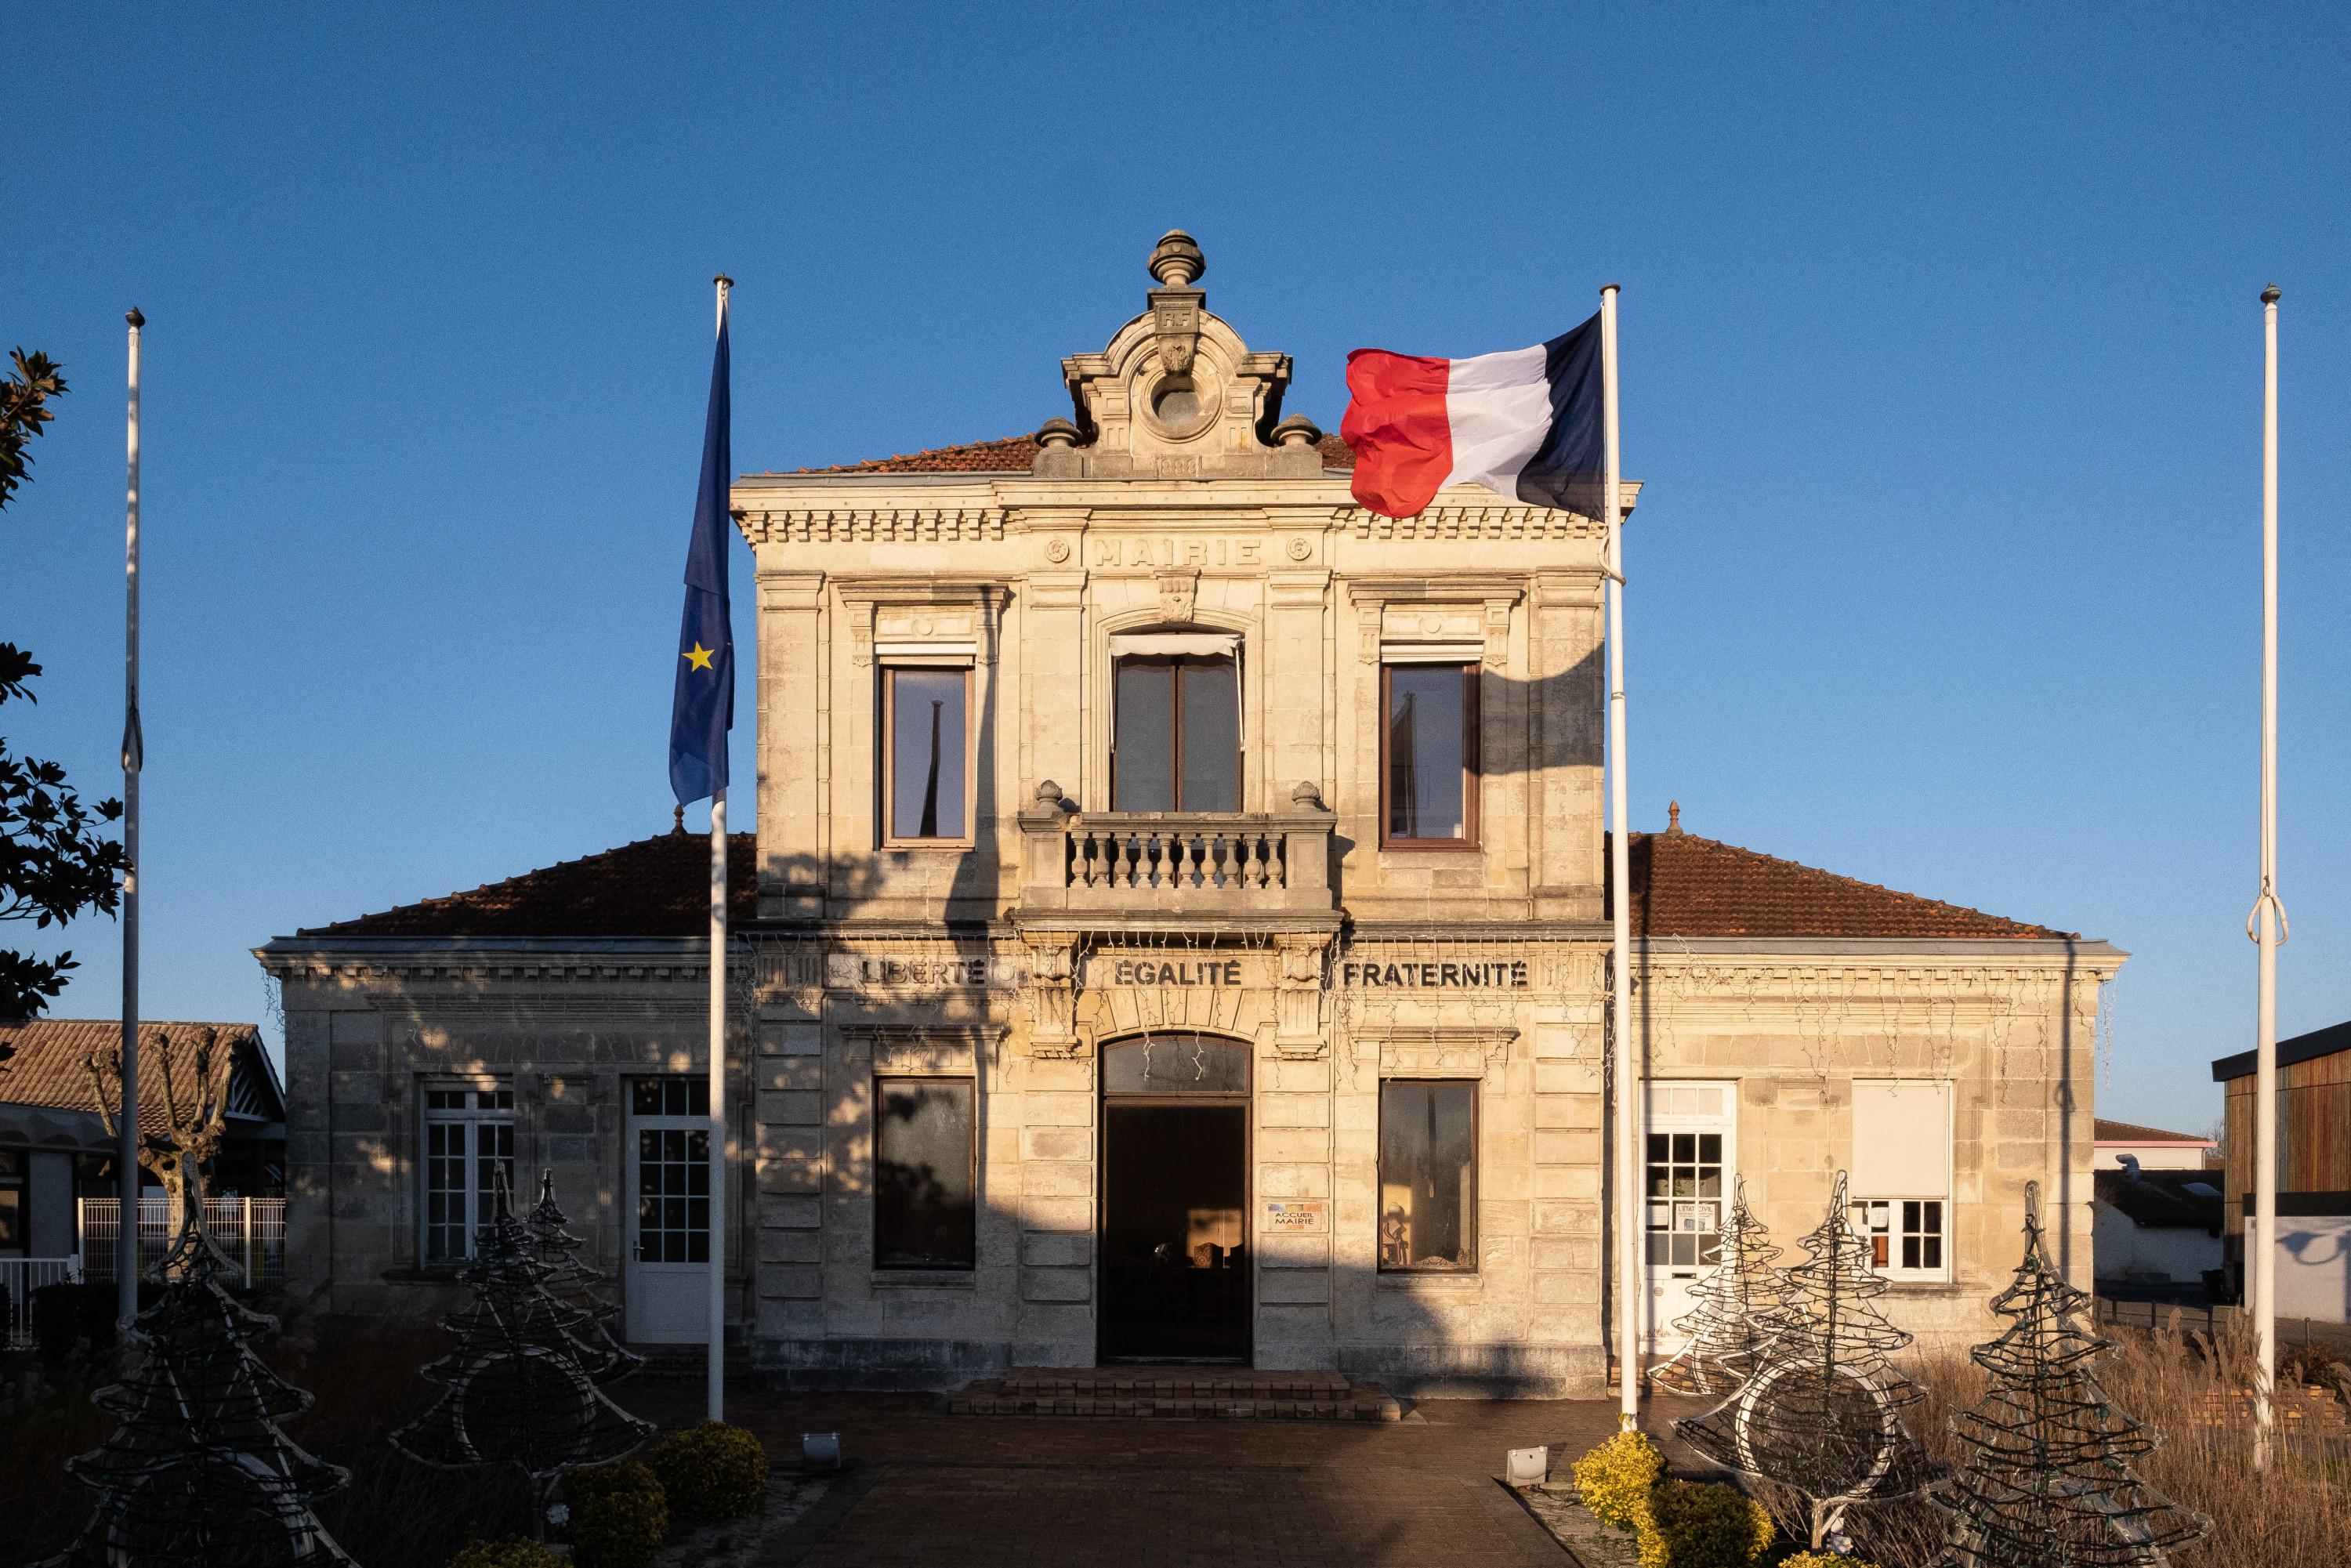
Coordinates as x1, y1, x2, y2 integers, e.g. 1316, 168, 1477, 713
1802, 1313, 2351, 1568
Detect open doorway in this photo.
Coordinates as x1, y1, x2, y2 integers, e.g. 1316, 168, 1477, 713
1099, 1034, 1251, 1363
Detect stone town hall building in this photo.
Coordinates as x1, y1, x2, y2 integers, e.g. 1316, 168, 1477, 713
258, 234, 2115, 1395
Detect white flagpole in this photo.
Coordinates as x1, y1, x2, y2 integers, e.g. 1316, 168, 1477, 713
708, 273, 734, 1425
118, 307, 146, 1324
1602, 284, 1639, 1429
2250, 282, 2284, 1469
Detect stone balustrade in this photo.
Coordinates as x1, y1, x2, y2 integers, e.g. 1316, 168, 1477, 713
1018, 781, 1335, 914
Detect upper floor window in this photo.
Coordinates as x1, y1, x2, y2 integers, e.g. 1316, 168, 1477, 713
1382, 662, 1480, 848
883, 665, 971, 845
1111, 635, 1240, 813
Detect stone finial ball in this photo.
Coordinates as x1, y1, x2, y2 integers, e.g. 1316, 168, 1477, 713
1150, 230, 1205, 288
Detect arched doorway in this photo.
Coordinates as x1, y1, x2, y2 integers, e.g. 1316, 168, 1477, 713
1098, 1032, 1251, 1362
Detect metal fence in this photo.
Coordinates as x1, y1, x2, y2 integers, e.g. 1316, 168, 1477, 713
77, 1197, 287, 1287
0, 1256, 83, 1350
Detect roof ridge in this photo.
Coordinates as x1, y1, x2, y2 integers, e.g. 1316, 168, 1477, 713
759, 427, 1359, 477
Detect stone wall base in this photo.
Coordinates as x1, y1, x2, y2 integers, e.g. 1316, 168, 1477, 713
757, 1335, 1012, 1391
1339, 1342, 1607, 1398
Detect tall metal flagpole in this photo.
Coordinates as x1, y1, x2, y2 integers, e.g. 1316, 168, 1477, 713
1601, 284, 1639, 1429
118, 307, 146, 1324
2249, 282, 2284, 1469
708, 273, 734, 1425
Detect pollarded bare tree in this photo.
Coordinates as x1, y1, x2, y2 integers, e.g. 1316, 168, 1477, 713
89, 1026, 234, 1260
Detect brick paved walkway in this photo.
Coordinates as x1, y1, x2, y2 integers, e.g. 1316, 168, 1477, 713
629, 1385, 1722, 1566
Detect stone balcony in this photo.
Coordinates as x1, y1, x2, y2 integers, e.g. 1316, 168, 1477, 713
1015, 781, 1337, 920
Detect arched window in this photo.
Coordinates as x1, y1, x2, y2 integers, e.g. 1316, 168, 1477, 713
1102, 1033, 1250, 1096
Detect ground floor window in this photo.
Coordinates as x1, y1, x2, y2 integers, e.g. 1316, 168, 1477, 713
1850, 1078, 1954, 1281
875, 1078, 975, 1269
1851, 1197, 1946, 1274
420, 1083, 513, 1265
1378, 1080, 1477, 1272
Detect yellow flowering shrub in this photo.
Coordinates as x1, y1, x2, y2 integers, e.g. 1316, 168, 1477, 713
446, 1541, 565, 1568
1570, 1429, 1668, 1531
561, 1458, 669, 1568
1636, 1479, 1774, 1568
646, 1420, 769, 1522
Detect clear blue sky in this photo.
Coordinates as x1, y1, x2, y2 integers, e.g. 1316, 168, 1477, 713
9, 4, 2346, 1135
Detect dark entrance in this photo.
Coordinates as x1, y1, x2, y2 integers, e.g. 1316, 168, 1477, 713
1099, 1034, 1250, 1362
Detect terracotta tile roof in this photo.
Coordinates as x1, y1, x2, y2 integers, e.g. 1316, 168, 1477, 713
0, 1019, 279, 1134
1608, 830, 2072, 940
300, 831, 757, 939
770, 430, 1358, 476
2095, 1118, 2215, 1146
294, 827, 2063, 943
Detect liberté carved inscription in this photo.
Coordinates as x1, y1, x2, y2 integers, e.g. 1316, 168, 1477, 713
1090, 536, 1264, 568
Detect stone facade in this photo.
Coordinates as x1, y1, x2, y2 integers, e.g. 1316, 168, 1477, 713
258, 233, 2119, 1394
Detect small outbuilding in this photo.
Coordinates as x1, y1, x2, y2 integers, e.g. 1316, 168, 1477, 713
2213, 1019, 2351, 1322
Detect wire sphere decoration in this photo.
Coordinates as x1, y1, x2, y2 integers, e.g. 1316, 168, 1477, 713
1677, 1171, 1939, 1551
389, 1172, 652, 1493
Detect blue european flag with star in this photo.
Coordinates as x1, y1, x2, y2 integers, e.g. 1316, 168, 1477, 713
668, 299, 733, 805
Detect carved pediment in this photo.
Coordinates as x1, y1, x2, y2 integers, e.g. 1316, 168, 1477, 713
1035, 230, 1324, 481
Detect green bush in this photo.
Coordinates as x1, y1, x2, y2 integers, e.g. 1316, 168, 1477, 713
645, 1420, 768, 1523
1635, 1479, 1773, 1568
1777, 1555, 1881, 1568
446, 1541, 565, 1568
1570, 1429, 1668, 1531
561, 1459, 669, 1568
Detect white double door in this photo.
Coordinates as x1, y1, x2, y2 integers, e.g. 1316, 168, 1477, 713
624, 1079, 712, 1344
1642, 1081, 1737, 1355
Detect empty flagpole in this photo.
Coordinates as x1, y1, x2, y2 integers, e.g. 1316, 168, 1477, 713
1601, 284, 1638, 1429
708, 273, 734, 1425
119, 307, 146, 1324
2251, 283, 2283, 1468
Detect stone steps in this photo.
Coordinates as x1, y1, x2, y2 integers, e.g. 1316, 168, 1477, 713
947, 1367, 1401, 1421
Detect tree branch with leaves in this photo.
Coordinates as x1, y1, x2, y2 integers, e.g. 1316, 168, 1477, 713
1, 347, 127, 1023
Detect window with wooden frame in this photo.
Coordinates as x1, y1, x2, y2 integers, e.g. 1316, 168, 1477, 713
1111, 647, 1241, 813
881, 664, 973, 846
1378, 1079, 1479, 1272
874, 1077, 976, 1269
1381, 662, 1480, 848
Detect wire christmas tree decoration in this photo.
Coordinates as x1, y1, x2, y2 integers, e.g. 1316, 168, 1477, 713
40, 1193, 356, 1566
1936, 1182, 2211, 1567
523, 1169, 645, 1387
389, 1172, 652, 1514
1677, 1171, 1939, 1552
1652, 1174, 1797, 1396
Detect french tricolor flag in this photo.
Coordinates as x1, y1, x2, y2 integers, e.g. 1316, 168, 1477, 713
1341, 310, 1606, 520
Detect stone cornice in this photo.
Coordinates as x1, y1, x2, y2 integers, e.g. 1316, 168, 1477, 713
254, 935, 732, 985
